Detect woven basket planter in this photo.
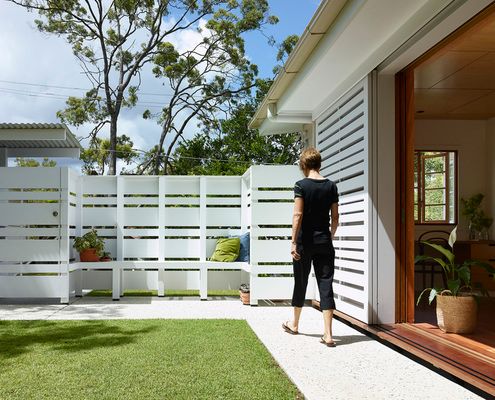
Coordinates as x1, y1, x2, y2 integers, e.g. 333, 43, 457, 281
436, 294, 478, 334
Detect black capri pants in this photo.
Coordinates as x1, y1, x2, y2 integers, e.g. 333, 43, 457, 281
292, 243, 336, 310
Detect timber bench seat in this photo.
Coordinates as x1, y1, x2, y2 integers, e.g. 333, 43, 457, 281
72, 261, 250, 300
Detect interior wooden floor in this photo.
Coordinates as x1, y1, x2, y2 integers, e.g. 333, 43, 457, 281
378, 297, 495, 397
313, 299, 495, 397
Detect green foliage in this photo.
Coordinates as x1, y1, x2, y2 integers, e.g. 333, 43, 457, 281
86, 289, 239, 297
81, 134, 138, 175
239, 283, 250, 293
165, 99, 300, 175
415, 227, 495, 305
73, 229, 105, 255
143, 1, 279, 173
414, 151, 457, 223
272, 34, 299, 75
11, 0, 278, 175
15, 157, 57, 167
461, 193, 493, 231
0, 320, 299, 399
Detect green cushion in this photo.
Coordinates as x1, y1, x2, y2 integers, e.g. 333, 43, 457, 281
209, 238, 240, 262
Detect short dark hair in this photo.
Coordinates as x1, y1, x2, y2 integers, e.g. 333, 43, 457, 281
299, 147, 321, 171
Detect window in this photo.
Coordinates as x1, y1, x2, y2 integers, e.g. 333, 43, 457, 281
414, 151, 457, 224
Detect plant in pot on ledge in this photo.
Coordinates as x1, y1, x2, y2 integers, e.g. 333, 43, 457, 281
415, 227, 495, 334
239, 283, 250, 305
73, 229, 105, 262
461, 193, 493, 240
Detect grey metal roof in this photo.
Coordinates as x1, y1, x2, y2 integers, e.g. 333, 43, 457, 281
0, 123, 68, 130
0, 123, 82, 150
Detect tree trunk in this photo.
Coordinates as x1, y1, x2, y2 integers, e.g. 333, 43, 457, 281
108, 117, 117, 175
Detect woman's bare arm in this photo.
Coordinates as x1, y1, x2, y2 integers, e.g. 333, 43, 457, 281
291, 197, 304, 260
330, 202, 339, 239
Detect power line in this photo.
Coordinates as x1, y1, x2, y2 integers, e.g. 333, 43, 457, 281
80, 146, 283, 165
0, 79, 175, 98
0, 87, 166, 108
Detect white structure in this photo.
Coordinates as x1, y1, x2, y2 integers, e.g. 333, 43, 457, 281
0, 123, 81, 166
0, 165, 305, 304
250, 0, 495, 324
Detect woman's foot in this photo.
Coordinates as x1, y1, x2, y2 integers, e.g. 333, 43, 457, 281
282, 320, 298, 335
320, 335, 336, 347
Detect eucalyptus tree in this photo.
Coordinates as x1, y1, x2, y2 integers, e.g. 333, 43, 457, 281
139, 0, 278, 174
139, 78, 300, 176
10, 0, 278, 175
80, 134, 138, 175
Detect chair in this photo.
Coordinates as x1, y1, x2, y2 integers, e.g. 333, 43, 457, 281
415, 230, 450, 290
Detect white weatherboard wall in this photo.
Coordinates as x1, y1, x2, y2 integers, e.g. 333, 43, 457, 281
315, 76, 372, 323
414, 119, 488, 240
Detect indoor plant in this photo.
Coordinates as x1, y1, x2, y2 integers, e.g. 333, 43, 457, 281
73, 229, 105, 262
461, 193, 493, 240
239, 283, 250, 305
415, 226, 495, 333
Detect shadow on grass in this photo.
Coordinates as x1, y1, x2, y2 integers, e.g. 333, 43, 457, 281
0, 320, 159, 362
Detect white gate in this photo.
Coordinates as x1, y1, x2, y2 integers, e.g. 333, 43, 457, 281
0, 167, 72, 301
316, 76, 373, 323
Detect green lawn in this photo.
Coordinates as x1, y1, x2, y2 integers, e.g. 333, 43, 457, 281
0, 320, 299, 400
86, 289, 239, 297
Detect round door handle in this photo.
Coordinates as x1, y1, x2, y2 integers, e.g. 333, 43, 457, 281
52, 211, 59, 217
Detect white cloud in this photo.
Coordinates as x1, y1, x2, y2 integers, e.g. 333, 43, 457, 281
0, 2, 209, 171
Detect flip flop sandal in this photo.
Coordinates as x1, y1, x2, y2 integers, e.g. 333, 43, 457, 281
282, 321, 298, 335
320, 336, 336, 347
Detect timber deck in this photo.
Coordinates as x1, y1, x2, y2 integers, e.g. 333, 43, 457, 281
312, 300, 495, 398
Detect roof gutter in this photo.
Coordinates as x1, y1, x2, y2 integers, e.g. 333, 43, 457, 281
249, 0, 349, 130
266, 103, 312, 124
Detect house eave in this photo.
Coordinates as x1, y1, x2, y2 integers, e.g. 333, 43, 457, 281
249, 0, 349, 130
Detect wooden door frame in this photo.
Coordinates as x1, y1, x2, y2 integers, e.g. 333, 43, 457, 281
395, 69, 415, 323
394, 3, 495, 323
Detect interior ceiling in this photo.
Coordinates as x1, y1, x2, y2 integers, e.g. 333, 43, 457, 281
414, 10, 495, 120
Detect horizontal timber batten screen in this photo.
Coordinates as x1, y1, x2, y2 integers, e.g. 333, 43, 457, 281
316, 76, 371, 323
0, 165, 310, 306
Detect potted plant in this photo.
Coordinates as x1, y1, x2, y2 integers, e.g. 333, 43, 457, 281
461, 193, 493, 240
73, 229, 105, 262
415, 227, 495, 333
239, 283, 250, 305
100, 251, 112, 262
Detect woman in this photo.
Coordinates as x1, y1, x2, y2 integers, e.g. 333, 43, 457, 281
282, 147, 339, 347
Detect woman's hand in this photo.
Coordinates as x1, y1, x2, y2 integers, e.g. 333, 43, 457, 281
291, 242, 301, 261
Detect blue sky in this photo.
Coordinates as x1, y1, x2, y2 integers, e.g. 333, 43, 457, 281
245, 0, 320, 78
0, 1, 320, 169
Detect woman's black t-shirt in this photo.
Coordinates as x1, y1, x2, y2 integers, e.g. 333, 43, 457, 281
294, 178, 339, 245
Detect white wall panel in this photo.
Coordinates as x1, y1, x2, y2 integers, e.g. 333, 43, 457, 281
124, 239, 159, 258
205, 208, 240, 227
316, 76, 372, 323
124, 208, 159, 226
164, 208, 200, 226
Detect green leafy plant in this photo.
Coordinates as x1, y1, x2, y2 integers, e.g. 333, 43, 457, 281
239, 283, 250, 293
415, 227, 495, 305
73, 229, 105, 256
461, 193, 493, 233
